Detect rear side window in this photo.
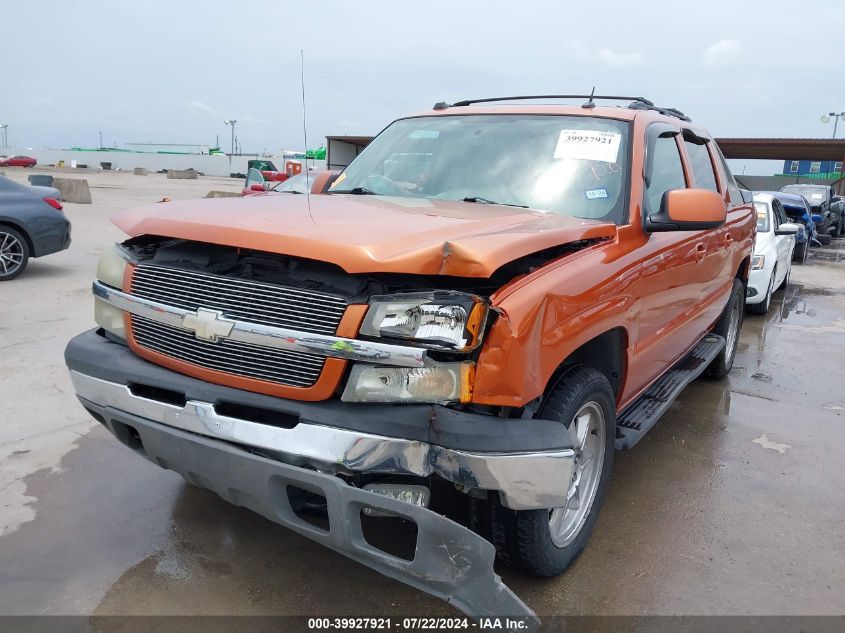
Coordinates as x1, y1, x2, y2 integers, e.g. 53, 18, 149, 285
683, 139, 719, 192
646, 135, 687, 213
713, 147, 742, 204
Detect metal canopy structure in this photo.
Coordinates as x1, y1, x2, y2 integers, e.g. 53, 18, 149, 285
715, 138, 845, 162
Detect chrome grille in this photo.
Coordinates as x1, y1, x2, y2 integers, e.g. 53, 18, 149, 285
129, 264, 348, 388
131, 316, 325, 387
131, 265, 347, 335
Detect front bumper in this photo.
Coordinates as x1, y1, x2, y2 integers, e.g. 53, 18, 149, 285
66, 329, 575, 510
78, 395, 537, 627
746, 264, 773, 305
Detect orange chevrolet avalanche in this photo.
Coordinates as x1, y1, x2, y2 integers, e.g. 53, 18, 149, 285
66, 95, 755, 623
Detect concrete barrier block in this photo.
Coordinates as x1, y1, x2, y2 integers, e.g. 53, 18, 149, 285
133, 167, 148, 176
52, 178, 92, 204
167, 168, 198, 180
205, 190, 241, 198
29, 175, 55, 187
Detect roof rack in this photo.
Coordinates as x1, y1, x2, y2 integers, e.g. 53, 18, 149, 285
627, 101, 691, 122
433, 94, 691, 121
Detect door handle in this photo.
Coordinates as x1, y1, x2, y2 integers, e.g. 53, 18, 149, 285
695, 243, 707, 262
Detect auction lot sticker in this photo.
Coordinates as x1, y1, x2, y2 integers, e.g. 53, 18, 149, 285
554, 130, 621, 163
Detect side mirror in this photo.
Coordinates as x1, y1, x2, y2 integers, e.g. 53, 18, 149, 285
775, 222, 801, 236
646, 188, 727, 232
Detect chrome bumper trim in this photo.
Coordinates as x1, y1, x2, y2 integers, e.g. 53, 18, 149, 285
70, 370, 575, 511
93, 280, 427, 368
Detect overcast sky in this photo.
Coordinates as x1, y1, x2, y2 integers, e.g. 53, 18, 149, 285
3, 0, 845, 170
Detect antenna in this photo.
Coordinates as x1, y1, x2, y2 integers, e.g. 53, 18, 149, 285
300, 49, 313, 221
582, 86, 596, 109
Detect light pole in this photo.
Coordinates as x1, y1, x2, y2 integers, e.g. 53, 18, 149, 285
99, 131, 103, 149
0, 124, 8, 149
821, 112, 845, 139
224, 120, 237, 174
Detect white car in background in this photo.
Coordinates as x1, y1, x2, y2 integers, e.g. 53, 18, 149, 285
747, 192, 800, 314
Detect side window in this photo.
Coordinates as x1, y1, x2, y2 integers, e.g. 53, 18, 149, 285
646, 135, 687, 213
772, 200, 787, 227
683, 136, 719, 192
713, 146, 742, 204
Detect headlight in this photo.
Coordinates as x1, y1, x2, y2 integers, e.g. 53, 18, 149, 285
341, 362, 475, 404
94, 245, 128, 340
751, 255, 765, 270
359, 292, 488, 351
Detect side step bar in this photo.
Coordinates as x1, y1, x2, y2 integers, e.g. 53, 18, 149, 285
615, 333, 726, 450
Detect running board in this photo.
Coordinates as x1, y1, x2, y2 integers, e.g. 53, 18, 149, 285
615, 334, 726, 450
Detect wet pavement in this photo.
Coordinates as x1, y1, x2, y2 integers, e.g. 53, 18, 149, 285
1, 171, 844, 622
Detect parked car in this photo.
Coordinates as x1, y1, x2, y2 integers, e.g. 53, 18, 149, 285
831, 195, 845, 237
0, 155, 37, 168
242, 168, 339, 196
747, 193, 800, 314
65, 96, 754, 621
768, 191, 815, 262
780, 184, 837, 241
247, 159, 289, 182
0, 175, 71, 280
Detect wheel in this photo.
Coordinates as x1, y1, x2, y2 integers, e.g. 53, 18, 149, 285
792, 242, 806, 263
818, 233, 832, 245
747, 268, 775, 316
0, 227, 30, 281
707, 278, 745, 378
484, 365, 615, 577
802, 240, 809, 262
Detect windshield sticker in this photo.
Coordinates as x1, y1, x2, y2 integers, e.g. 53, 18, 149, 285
554, 130, 621, 163
586, 188, 608, 200
409, 130, 440, 139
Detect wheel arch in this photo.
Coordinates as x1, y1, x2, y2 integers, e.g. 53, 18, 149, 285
544, 327, 628, 407
0, 220, 34, 256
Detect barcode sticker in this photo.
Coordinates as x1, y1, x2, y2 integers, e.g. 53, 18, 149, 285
554, 130, 621, 163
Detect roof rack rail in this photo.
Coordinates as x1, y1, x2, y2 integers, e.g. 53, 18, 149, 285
433, 94, 692, 122
437, 95, 654, 109
627, 101, 691, 122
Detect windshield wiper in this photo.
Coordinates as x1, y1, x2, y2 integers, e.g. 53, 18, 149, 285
462, 196, 528, 208
331, 187, 378, 195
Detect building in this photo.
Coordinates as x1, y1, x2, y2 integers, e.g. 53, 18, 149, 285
779, 158, 843, 179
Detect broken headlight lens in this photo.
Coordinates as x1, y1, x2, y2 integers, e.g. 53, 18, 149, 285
359, 292, 488, 351
341, 362, 474, 404
94, 245, 128, 340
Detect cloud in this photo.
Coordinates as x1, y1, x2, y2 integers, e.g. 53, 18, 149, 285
702, 39, 743, 68
596, 48, 646, 68
189, 99, 213, 113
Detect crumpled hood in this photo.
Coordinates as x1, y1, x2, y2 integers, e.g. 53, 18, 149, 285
113, 193, 617, 277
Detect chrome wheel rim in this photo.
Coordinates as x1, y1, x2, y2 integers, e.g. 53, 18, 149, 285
549, 401, 606, 548
0, 232, 24, 277
726, 291, 741, 359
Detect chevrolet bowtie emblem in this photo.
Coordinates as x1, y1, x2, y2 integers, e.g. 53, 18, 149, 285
180, 308, 236, 342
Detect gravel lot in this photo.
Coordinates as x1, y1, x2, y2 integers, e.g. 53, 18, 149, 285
1, 168, 843, 623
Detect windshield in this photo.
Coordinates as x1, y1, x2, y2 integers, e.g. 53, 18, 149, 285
754, 201, 770, 232
781, 185, 827, 203
271, 172, 314, 194
330, 115, 631, 223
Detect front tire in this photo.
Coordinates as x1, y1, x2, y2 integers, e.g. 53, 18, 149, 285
747, 268, 775, 315
485, 365, 615, 577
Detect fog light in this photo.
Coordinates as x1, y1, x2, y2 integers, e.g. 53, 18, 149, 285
362, 483, 431, 517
